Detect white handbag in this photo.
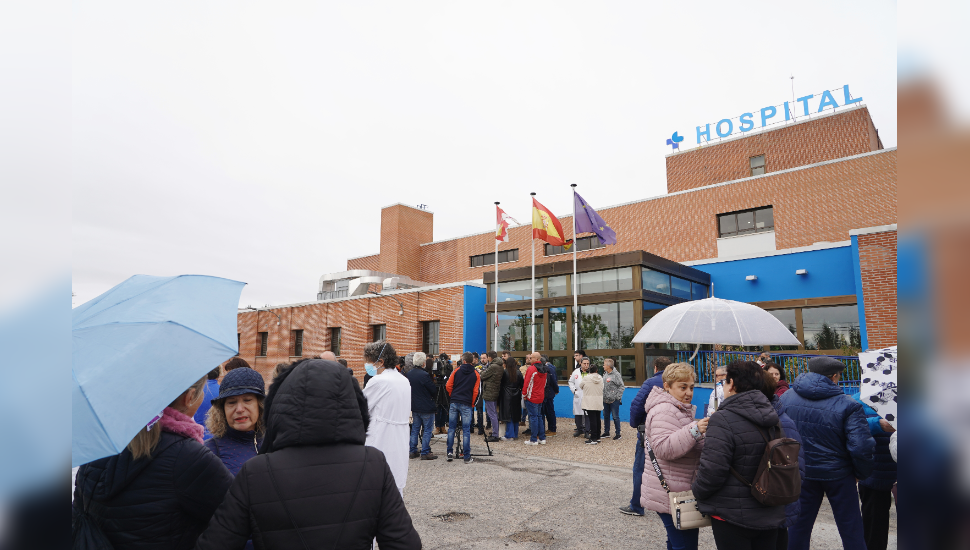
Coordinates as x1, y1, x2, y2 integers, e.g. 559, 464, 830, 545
640, 426, 711, 530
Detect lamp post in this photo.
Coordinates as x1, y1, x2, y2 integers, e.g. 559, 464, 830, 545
368, 291, 405, 316
241, 306, 281, 325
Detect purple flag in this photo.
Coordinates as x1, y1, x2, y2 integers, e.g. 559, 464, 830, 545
574, 192, 617, 245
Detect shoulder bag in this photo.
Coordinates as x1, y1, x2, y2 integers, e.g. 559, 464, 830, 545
639, 424, 711, 530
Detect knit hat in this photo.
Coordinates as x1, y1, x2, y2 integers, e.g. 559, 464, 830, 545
808, 356, 845, 377
213, 367, 266, 404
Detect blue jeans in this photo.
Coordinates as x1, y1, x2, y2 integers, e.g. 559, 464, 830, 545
525, 400, 546, 442
657, 512, 699, 550
629, 432, 645, 514
603, 400, 621, 435
447, 402, 473, 458
409, 411, 435, 455
505, 418, 519, 439
542, 397, 557, 433
788, 476, 866, 550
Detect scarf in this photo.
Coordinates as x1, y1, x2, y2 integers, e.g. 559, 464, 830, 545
159, 406, 204, 444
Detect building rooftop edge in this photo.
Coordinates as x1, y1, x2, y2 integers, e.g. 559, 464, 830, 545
663, 103, 870, 158
848, 224, 897, 236
381, 202, 434, 214
681, 240, 852, 266
239, 280, 485, 311
345, 252, 380, 261
413, 147, 897, 248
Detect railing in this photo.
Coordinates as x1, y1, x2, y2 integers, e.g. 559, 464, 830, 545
675, 350, 861, 392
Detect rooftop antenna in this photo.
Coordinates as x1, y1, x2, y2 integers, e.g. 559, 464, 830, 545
789, 74, 796, 122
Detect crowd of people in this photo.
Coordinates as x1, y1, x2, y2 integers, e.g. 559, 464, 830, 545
72, 341, 896, 550
620, 353, 897, 550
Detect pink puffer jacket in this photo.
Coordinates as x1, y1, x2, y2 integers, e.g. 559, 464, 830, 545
640, 386, 705, 514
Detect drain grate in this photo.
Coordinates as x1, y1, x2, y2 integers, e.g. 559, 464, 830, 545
508, 530, 554, 544
432, 511, 472, 522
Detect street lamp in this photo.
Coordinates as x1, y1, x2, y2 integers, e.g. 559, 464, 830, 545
368, 291, 405, 316
242, 306, 281, 325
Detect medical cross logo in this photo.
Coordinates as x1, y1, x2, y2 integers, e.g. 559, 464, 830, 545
666, 131, 684, 151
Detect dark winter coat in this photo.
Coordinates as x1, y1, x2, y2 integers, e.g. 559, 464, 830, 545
446, 363, 480, 407
544, 363, 559, 397
406, 367, 437, 414
72, 425, 234, 549
204, 428, 262, 477
194, 359, 421, 550
692, 390, 785, 530
480, 358, 505, 402
853, 393, 898, 492
780, 372, 874, 481
774, 379, 790, 397
771, 395, 805, 528
630, 371, 664, 428
500, 370, 522, 424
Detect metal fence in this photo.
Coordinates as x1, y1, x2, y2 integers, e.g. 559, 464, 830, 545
675, 350, 861, 392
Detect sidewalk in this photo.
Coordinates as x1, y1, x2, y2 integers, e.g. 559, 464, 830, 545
406, 428, 896, 549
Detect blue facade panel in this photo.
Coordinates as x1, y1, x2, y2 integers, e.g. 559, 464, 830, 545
692, 246, 857, 303
462, 285, 487, 353
850, 236, 869, 350
549, 385, 714, 422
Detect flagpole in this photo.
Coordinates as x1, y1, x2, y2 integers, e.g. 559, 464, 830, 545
571, 183, 578, 352
494, 201, 500, 353
529, 192, 536, 354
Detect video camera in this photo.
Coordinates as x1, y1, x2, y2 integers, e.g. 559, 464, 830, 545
432, 352, 451, 384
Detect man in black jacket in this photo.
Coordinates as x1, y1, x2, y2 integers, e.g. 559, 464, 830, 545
541, 355, 559, 435
194, 359, 421, 550
407, 351, 438, 460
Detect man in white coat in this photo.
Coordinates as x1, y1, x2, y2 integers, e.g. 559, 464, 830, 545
362, 339, 411, 496
568, 352, 590, 438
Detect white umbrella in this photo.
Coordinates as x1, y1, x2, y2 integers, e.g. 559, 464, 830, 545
859, 346, 897, 428
632, 297, 802, 348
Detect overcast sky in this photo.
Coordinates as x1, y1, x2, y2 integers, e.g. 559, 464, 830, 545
71, 1, 896, 308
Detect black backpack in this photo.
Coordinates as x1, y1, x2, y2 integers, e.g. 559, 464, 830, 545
72, 495, 115, 549
730, 424, 801, 506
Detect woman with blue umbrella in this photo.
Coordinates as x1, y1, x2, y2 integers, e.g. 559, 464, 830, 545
72, 375, 234, 549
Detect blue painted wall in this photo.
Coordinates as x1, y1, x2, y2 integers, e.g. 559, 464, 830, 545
692, 246, 856, 304
548, 384, 715, 423
850, 236, 869, 350
462, 285, 487, 352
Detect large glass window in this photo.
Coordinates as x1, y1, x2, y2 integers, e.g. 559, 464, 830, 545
692, 282, 709, 300
642, 269, 671, 295
579, 267, 633, 295
579, 302, 635, 350
718, 206, 774, 238
549, 356, 568, 378
550, 307, 568, 350
498, 279, 537, 301
470, 249, 519, 267
421, 321, 439, 355
765, 309, 799, 351
588, 355, 636, 384
494, 309, 543, 352
671, 276, 692, 300
802, 305, 861, 351
547, 275, 569, 298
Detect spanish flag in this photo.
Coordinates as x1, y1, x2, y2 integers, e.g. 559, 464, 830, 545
532, 198, 573, 248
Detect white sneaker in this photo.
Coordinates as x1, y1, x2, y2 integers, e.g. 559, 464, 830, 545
499, 437, 508, 441
524, 440, 538, 446
538, 439, 547, 445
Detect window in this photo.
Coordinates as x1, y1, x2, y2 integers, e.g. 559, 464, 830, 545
750, 155, 765, 176
545, 235, 605, 256
547, 275, 569, 298
671, 276, 692, 300
802, 305, 861, 351
692, 282, 709, 300
372, 324, 386, 342
236, 333, 241, 355
330, 327, 341, 356
258, 332, 268, 356
717, 206, 774, 238
588, 355, 636, 384
491, 310, 543, 352
470, 249, 519, 267
578, 267, 633, 294
641, 269, 671, 295
422, 321, 440, 355
765, 309, 799, 351
550, 307, 568, 350
498, 279, 537, 301
292, 329, 304, 357
578, 302, 635, 350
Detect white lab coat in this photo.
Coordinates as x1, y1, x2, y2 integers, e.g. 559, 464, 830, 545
706, 383, 725, 418
363, 368, 412, 493
568, 368, 585, 415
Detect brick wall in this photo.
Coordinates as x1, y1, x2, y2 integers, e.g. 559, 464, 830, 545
666, 107, 881, 193
347, 254, 380, 271
858, 230, 897, 349
378, 204, 433, 280
413, 148, 897, 284
236, 286, 466, 385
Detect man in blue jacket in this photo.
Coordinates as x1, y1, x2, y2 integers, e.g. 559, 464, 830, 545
852, 393, 897, 550
781, 356, 875, 550
407, 351, 438, 461
618, 355, 672, 516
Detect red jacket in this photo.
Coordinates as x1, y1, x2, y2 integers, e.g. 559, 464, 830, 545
523, 362, 547, 404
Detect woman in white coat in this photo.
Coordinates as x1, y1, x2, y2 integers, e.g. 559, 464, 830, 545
568, 356, 591, 438
361, 340, 411, 496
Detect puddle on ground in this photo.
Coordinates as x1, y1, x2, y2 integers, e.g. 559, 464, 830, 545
432, 511, 472, 522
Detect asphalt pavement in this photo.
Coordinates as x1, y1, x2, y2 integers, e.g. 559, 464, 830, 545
401, 434, 896, 550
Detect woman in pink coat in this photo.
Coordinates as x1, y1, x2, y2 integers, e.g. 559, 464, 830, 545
640, 363, 709, 550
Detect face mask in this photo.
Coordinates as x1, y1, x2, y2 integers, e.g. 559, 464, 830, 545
365, 363, 377, 377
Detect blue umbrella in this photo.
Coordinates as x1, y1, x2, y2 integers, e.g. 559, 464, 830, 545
72, 274, 245, 467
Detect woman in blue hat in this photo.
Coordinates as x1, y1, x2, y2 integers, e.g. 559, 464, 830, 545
204, 367, 266, 476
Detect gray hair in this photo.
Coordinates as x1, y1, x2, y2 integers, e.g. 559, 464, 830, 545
363, 340, 396, 364
603, 358, 615, 369
413, 351, 427, 367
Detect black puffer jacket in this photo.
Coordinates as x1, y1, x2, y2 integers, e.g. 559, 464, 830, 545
194, 359, 421, 550
692, 390, 785, 530
73, 431, 234, 550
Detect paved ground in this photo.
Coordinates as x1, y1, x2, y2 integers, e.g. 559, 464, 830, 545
402, 427, 897, 549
